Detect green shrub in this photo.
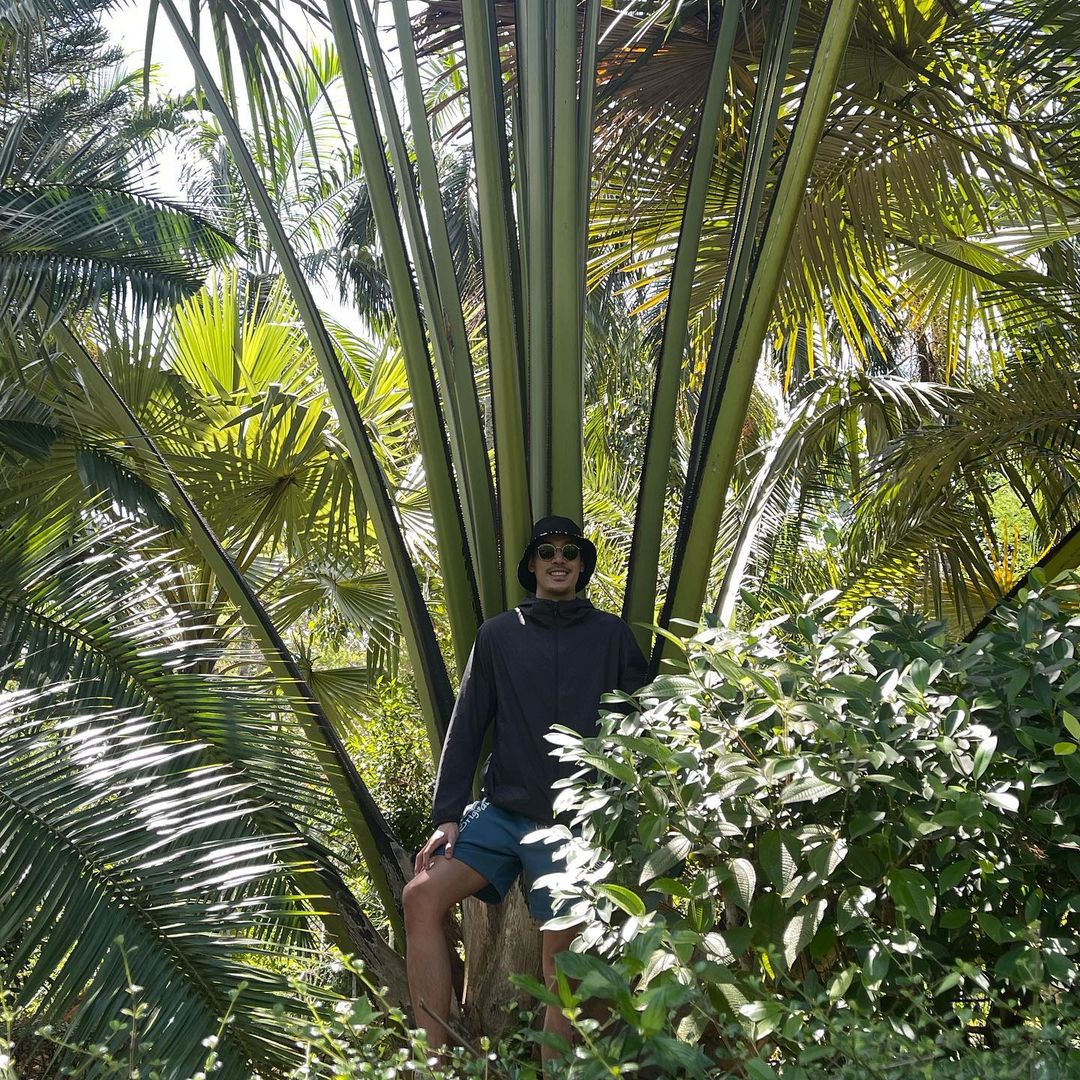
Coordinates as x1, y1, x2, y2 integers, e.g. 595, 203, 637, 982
348, 677, 434, 856
528, 571, 1080, 1076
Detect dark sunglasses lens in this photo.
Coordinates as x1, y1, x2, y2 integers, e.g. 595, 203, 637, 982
535, 542, 581, 561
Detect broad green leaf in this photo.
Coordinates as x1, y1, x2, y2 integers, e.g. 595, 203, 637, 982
738, 1000, 784, 1039
828, 966, 855, 1001
758, 830, 799, 891
807, 839, 848, 879
938, 858, 973, 893
746, 1059, 780, 1080
977, 911, 1011, 944
729, 858, 757, 911
640, 833, 693, 884
887, 868, 937, 928
1064, 711, 1080, 741
862, 943, 890, 988
940, 908, 970, 929
580, 752, 639, 784
780, 775, 842, 804
972, 735, 997, 779
598, 884, 646, 917
984, 790, 1021, 812
782, 899, 827, 968
837, 885, 875, 932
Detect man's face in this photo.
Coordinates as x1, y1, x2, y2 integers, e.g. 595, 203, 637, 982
529, 534, 581, 601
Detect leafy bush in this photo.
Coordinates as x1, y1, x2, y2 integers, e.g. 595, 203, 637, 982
348, 676, 435, 856
529, 572, 1080, 1076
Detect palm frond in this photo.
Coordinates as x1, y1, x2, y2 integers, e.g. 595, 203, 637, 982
1, 687, 317, 1078
0, 510, 340, 837
0, 507, 407, 987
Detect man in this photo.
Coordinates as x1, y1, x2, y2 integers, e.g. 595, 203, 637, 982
402, 516, 647, 1058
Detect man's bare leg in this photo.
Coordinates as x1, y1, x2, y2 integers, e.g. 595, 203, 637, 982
541, 926, 580, 1067
402, 856, 489, 1051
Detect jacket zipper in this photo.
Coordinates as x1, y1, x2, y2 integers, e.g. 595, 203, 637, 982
554, 604, 559, 730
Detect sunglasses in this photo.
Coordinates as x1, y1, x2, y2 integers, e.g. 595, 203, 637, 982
535, 542, 581, 561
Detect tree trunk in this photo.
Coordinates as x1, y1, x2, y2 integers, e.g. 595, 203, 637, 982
460, 887, 543, 1037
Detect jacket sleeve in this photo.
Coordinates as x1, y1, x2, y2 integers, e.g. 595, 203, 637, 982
431, 628, 496, 826
619, 621, 648, 695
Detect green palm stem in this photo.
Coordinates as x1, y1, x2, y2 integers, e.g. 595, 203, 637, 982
156, 0, 456, 764
350, 0, 499, 635
388, 0, 504, 624
576, 0, 599, 279
691, 0, 801, 465
324, 0, 481, 675
548, 0, 587, 524
661, 0, 861, 642
45, 314, 410, 956
622, 0, 742, 653
462, 0, 532, 601
518, 0, 552, 519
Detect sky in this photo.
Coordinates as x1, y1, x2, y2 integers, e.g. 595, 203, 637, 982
105, 0, 193, 97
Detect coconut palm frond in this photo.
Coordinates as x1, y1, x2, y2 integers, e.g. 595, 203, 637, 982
0, 103, 235, 324
0, 687, 319, 1078
0, 510, 342, 832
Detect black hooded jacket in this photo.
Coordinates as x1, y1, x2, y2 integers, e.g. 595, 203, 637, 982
431, 597, 647, 826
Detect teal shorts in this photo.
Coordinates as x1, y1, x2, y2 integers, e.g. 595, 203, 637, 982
439, 799, 576, 922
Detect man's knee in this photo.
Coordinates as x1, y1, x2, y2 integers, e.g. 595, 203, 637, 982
403, 874, 452, 928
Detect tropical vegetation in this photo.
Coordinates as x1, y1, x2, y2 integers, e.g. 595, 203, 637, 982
2, 0, 1080, 1073
532, 571, 1080, 1076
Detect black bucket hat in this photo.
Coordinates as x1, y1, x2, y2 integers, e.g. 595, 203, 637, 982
517, 515, 598, 593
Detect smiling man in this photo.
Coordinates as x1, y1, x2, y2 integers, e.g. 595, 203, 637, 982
402, 515, 647, 1058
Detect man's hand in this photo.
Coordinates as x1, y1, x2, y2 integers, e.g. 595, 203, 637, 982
414, 822, 460, 876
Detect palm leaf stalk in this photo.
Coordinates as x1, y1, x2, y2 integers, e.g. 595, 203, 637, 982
460, 0, 532, 597
548, 0, 592, 524
389, 0, 505, 621
622, 0, 742, 653
518, 0, 553, 521
660, 0, 861, 646
689, 0, 802, 473
45, 313, 410, 944
325, 0, 488, 661
154, 0, 456, 761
